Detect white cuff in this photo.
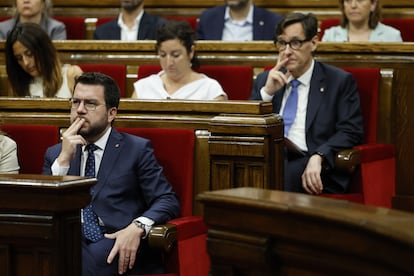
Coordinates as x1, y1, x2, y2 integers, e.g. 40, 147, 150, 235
260, 87, 274, 102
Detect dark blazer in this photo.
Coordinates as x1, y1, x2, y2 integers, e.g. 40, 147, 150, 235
93, 12, 166, 40
196, 5, 283, 40
250, 61, 364, 191
43, 128, 180, 231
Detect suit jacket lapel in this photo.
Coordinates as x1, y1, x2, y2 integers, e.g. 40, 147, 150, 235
68, 145, 82, 176
305, 62, 326, 131
93, 129, 124, 199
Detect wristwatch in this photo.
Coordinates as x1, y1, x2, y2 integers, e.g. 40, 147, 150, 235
315, 151, 325, 160
133, 219, 148, 238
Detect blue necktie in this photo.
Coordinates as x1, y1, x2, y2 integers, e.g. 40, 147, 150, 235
82, 144, 103, 242
282, 79, 300, 136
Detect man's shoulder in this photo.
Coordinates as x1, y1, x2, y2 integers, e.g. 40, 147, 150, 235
142, 11, 166, 25
200, 5, 226, 18
253, 5, 283, 20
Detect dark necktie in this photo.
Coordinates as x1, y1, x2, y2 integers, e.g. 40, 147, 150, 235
282, 79, 300, 136
82, 144, 103, 242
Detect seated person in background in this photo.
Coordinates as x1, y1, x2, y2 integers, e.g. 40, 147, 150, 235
43, 72, 180, 275
94, 0, 165, 40
322, 0, 402, 42
132, 21, 228, 100
250, 13, 364, 194
5, 23, 82, 98
197, 0, 283, 41
0, 0, 66, 40
0, 128, 19, 174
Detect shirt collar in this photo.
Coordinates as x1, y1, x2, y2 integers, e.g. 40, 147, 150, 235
288, 59, 315, 87
117, 10, 144, 29
224, 4, 254, 25
83, 127, 112, 152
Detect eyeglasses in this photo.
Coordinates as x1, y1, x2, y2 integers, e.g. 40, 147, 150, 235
70, 98, 105, 111
276, 38, 311, 51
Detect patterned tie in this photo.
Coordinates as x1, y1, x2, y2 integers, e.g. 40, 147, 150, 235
282, 79, 300, 136
82, 144, 103, 242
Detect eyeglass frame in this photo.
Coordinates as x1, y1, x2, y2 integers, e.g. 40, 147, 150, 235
69, 98, 106, 111
275, 37, 312, 51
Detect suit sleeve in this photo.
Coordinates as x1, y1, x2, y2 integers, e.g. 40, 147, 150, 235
249, 71, 268, 100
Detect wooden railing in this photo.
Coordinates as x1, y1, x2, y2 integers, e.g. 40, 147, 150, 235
198, 187, 414, 275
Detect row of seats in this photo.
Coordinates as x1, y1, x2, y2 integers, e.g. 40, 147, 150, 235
2, 16, 413, 41
78, 64, 253, 100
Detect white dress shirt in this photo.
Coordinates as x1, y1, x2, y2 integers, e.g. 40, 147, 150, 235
222, 5, 254, 41
261, 60, 315, 151
118, 10, 144, 41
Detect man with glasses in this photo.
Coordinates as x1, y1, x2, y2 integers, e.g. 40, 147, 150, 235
42, 72, 180, 275
250, 13, 364, 195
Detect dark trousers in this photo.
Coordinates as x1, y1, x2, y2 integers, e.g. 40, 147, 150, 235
82, 237, 164, 276
284, 151, 344, 194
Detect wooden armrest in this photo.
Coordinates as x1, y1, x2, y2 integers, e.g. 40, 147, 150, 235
335, 149, 360, 174
148, 223, 177, 253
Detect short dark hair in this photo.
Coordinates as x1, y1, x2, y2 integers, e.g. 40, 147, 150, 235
74, 72, 120, 109
155, 20, 200, 69
274, 13, 318, 44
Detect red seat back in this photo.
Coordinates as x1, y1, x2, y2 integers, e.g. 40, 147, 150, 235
96, 17, 116, 27
382, 18, 414, 42
137, 65, 253, 100
54, 16, 86, 39
117, 128, 195, 217
342, 67, 380, 144
1, 125, 60, 174
319, 18, 340, 40
79, 64, 127, 97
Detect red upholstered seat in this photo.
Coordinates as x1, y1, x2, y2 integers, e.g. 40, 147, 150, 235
319, 17, 414, 41
1, 125, 60, 174
117, 127, 209, 276
137, 65, 253, 100
382, 18, 414, 42
96, 16, 116, 27
323, 67, 395, 208
79, 64, 127, 97
54, 16, 86, 39
319, 18, 340, 40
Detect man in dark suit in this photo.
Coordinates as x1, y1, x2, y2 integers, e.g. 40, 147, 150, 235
93, 0, 165, 40
43, 72, 180, 275
196, 0, 283, 40
250, 13, 364, 194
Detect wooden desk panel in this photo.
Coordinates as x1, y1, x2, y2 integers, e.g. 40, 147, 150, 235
0, 174, 95, 276
198, 187, 414, 275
